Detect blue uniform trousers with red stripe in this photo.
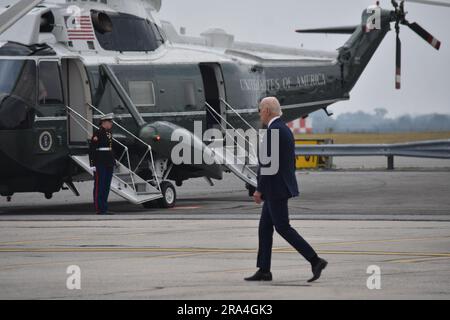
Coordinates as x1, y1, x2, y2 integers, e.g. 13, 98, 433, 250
93, 165, 113, 214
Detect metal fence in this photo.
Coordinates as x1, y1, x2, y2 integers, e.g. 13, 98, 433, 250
295, 139, 450, 169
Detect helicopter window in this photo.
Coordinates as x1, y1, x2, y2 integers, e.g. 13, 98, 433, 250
38, 61, 63, 107
0, 60, 36, 130
128, 81, 156, 108
89, 67, 141, 130
93, 12, 162, 52
183, 81, 197, 108
96, 79, 130, 116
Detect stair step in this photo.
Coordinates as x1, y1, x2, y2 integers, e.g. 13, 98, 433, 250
70, 142, 163, 205
136, 191, 159, 196
115, 174, 138, 183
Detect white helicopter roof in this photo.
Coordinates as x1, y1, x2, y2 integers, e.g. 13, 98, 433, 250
160, 21, 338, 65
0, 0, 337, 67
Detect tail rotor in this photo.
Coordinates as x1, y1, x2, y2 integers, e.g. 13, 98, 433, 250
390, 0, 442, 89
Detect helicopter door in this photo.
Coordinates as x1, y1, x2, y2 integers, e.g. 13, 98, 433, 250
61, 58, 93, 147
199, 63, 226, 130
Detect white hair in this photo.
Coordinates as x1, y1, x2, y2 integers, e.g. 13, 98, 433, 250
260, 97, 283, 117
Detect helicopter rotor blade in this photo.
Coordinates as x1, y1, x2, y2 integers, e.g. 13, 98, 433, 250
0, 0, 43, 36
406, 21, 441, 50
295, 26, 358, 34
403, 0, 450, 7
395, 30, 402, 89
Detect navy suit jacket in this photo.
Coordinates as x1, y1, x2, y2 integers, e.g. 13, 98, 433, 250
256, 118, 300, 200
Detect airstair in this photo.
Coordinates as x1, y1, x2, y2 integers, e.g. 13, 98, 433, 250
67, 105, 163, 205
205, 100, 259, 187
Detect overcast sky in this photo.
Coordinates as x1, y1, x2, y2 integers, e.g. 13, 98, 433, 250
158, 0, 450, 117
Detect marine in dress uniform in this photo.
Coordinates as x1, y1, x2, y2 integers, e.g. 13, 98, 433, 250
245, 97, 328, 283
89, 113, 115, 215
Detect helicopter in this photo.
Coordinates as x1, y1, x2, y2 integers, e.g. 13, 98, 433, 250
0, 0, 446, 208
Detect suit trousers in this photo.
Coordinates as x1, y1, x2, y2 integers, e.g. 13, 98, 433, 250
93, 165, 113, 214
257, 198, 317, 271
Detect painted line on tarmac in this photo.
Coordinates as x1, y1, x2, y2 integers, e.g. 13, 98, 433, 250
0, 252, 217, 271
2, 235, 448, 248
0, 232, 156, 246
316, 250, 450, 257
0, 237, 88, 246
385, 256, 450, 264
0, 247, 449, 258
271, 236, 450, 251
172, 206, 201, 210
313, 236, 450, 247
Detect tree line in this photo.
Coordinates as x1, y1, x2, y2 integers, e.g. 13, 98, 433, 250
310, 108, 450, 133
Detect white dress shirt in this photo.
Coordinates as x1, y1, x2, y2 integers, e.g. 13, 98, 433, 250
267, 116, 281, 129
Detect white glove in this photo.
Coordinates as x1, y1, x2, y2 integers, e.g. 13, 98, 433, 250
91, 167, 96, 172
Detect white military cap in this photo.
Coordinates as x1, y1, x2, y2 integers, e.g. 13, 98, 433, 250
100, 113, 114, 121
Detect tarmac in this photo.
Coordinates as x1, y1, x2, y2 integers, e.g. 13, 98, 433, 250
0, 157, 449, 299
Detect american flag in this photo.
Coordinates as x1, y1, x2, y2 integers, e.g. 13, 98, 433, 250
66, 16, 95, 41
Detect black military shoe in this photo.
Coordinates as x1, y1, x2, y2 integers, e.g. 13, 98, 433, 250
308, 258, 328, 283
244, 269, 272, 282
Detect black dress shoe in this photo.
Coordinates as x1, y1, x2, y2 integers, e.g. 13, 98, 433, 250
244, 270, 272, 282
308, 258, 328, 283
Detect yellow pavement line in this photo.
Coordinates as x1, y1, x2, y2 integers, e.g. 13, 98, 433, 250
210, 267, 267, 274
275, 236, 450, 250
0, 251, 216, 271
315, 236, 450, 246
0, 232, 151, 246
162, 252, 220, 259
2, 235, 448, 247
386, 256, 450, 264
0, 248, 448, 271
0, 247, 449, 258
0, 237, 87, 246
212, 265, 303, 274
0, 247, 254, 253
316, 250, 450, 257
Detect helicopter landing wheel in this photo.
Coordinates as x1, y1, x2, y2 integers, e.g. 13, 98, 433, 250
142, 181, 176, 209
157, 181, 176, 209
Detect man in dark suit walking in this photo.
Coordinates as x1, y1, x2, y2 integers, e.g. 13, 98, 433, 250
245, 97, 328, 283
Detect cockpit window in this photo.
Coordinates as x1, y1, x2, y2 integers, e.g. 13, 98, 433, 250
38, 61, 63, 106
0, 60, 36, 104
0, 60, 37, 130
93, 12, 164, 52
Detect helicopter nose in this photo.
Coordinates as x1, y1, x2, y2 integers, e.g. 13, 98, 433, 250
139, 123, 161, 144
139, 122, 223, 180
139, 121, 204, 160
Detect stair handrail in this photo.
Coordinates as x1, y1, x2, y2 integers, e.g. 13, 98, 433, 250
88, 103, 161, 189
205, 102, 258, 162
65, 105, 137, 192
206, 103, 257, 185
219, 98, 258, 133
